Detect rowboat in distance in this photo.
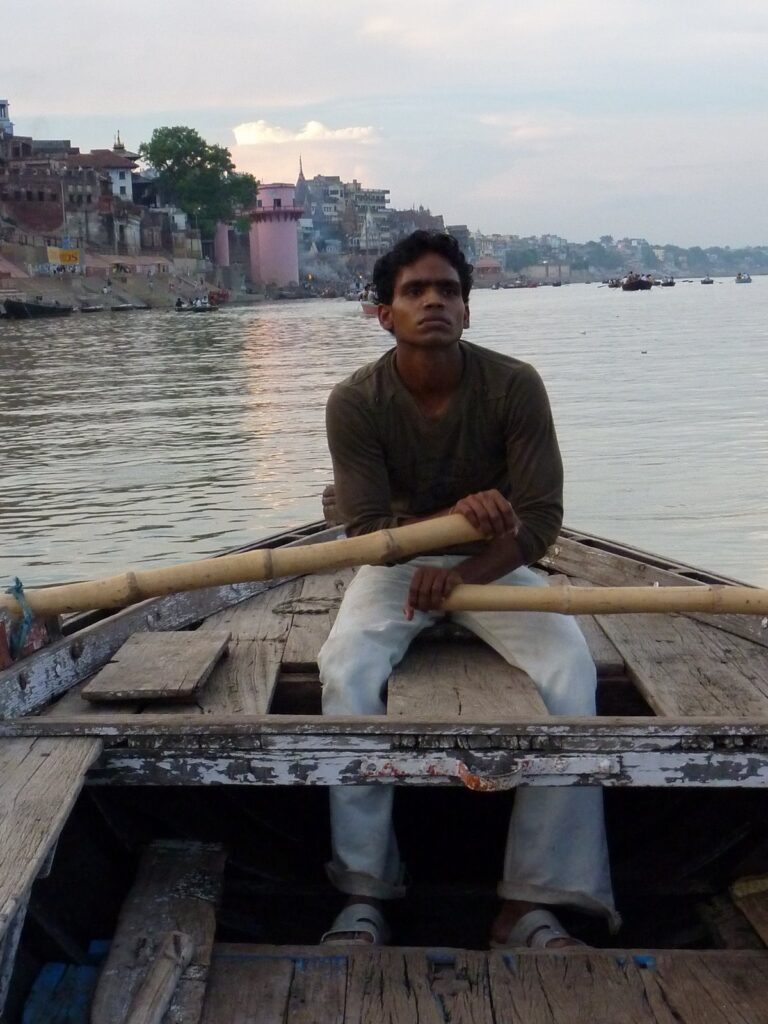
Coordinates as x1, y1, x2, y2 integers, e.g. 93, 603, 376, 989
621, 273, 654, 291
735, 272, 752, 284
3, 297, 74, 318
701, 276, 714, 284
360, 299, 379, 315
2, 519, 768, 1021
79, 304, 105, 313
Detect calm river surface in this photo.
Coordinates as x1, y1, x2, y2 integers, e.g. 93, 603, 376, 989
1, 278, 766, 587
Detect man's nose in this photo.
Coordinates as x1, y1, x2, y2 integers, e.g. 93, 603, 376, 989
423, 286, 445, 305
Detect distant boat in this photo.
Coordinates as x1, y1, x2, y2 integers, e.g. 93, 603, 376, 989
735, 272, 752, 284
701, 276, 714, 285
660, 277, 676, 287
80, 304, 105, 313
622, 274, 653, 292
3, 297, 73, 319
360, 300, 379, 316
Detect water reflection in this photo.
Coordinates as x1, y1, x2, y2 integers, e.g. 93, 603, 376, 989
1, 283, 766, 586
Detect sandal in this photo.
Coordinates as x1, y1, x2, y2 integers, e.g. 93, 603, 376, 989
321, 902, 391, 946
490, 908, 587, 950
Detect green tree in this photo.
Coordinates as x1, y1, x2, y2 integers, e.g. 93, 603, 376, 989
139, 126, 258, 237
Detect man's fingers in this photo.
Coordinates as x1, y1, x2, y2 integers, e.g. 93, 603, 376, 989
405, 568, 461, 615
455, 490, 518, 537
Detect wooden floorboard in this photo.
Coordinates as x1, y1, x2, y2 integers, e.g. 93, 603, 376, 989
596, 613, 768, 716
388, 641, 548, 719
91, 840, 225, 1024
281, 569, 355, 669
200, 946, 768, 1024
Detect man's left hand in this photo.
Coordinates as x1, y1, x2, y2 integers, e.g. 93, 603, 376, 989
404, 566, 463, 620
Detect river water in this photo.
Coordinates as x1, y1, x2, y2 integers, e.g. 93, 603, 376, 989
1, 278, 766, 588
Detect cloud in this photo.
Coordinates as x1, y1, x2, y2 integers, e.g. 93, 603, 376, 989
233, 119, 378, 146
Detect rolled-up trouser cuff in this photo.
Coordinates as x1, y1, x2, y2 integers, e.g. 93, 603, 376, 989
325, 861, 406, 900
496, 881, 622, 934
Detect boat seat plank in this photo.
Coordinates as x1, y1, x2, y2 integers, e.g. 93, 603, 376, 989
201, 946, 768, 1024
80, 632, 230, 703
91, 840, 226, 1024
541, 535, 768, 650
281, 569, 355, 670
388, 641, 548, 719
596, 613, 768, 717
0, 737, 101, 942
200, 578, 304, 641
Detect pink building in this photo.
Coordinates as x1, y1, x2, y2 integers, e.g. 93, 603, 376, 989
249, 183, 301, 287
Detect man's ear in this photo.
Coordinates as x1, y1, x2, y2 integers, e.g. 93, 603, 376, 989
463, 304, 470, 329
378, 304, 395, 334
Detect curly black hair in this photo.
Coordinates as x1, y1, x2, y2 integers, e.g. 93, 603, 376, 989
372, 230, 473, 305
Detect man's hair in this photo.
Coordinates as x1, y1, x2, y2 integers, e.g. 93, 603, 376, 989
372, 230, 473, 305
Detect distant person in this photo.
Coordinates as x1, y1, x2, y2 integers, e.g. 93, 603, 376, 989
318, 230, 618, 949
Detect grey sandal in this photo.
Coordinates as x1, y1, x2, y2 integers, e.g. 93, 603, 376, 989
490, 908, 587, 950
321, 903, 391, 946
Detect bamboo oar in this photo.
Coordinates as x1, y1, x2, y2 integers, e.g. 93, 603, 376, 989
2, 514, 767, 619
0, 514, 484, 617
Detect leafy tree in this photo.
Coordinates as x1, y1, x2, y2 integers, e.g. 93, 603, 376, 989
139, 126, 258, 237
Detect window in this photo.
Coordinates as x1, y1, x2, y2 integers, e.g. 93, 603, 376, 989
37, 190, 45, 201
118, 171, 126, 180
119, 186, 126, 196
273, 197, 281, 208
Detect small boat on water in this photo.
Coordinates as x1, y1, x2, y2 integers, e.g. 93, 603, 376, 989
621, 274, 653, 292
79, 304, 105, 313
3, 297, 74, 319
360, 299, 379, 315
735, 272, 752, 284
660, 276, 675, 287
2, 515, 768, 1021
701, 276, 714, 285
175, 302, 219, 313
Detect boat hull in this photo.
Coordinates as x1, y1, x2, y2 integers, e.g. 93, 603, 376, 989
3, 299, 73, 318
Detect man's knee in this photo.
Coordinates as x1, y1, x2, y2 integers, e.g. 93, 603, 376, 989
319, 634, 389, 716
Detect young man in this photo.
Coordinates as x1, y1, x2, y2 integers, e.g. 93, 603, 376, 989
318, 231, 618, 948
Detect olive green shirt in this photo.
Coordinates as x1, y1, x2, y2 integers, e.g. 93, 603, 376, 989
325, 339, 563, 564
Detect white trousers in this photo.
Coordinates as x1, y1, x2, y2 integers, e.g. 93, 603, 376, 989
318, 556, 619, 929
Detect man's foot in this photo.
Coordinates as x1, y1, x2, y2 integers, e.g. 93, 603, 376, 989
490, 899, 585, 949
321, 896, 390, 946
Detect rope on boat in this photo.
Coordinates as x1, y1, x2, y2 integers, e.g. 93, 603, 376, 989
4, 578, 34, 657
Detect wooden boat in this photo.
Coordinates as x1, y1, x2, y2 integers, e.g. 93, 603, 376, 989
660, 277, 675, 287
3, 297, 74, 318
621, 275, 653, 292
735, 273, 752, 284
701, 276, 714, 285
360, 299, 379, 316
2, 519, 768, 1022
79, 304, 105, 313
175, 303, 220, 313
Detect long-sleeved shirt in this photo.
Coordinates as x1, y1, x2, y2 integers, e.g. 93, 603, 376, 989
325, 339, 564, 564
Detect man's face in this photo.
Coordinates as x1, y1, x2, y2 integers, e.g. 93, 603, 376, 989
378, 253, 470, 348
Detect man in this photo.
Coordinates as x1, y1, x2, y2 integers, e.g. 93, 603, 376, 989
318, 230, 618, 948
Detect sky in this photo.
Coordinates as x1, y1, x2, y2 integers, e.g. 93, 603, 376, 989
5, 0, 768, 247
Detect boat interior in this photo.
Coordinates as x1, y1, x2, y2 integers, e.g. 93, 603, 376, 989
2, 521, 768, 1022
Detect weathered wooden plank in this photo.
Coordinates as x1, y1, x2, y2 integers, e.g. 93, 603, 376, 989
0, 891, 29, 1016
284, 954, 347, 1023
428, 950, 494, 1023
344, 949, 444, 1023
195, 639, 283, 715
731, 875, 768, 946
0, 581, 279, 720
91, 840, 226, 1024
489, 951, 660, 1023
596, 614, 768, 716
200, 950, 295, 1024
638, 951, 768, 1024
81, 632, 230, 703
388, 642, 548, 719
542, 536, 768, 649
281, 569, 355, 669
201, 578, 303, 641
698, 894, 766, 949
0, 737, 101, 940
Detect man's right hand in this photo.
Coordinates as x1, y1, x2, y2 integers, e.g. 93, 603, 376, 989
451, 489, 520, 539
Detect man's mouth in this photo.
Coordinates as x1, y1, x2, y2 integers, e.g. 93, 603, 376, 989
418, 316, 451, 327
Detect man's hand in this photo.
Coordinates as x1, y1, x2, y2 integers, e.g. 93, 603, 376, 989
452, 490, 520, 539
404, 567, 463, 620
